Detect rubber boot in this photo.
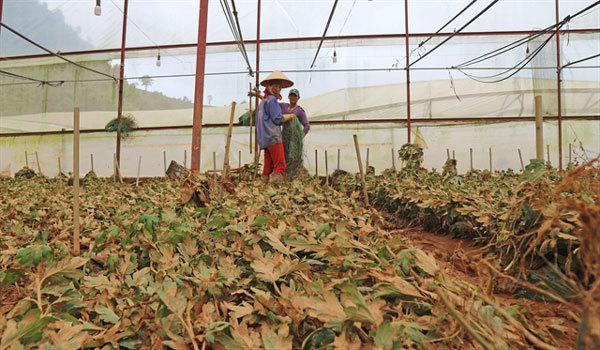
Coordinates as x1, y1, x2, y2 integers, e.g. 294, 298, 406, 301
270, 173, 284, 184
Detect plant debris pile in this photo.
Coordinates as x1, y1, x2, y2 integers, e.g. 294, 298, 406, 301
282, 117, 306, 176
0, 174, 576, 348
105, 113, 138, 138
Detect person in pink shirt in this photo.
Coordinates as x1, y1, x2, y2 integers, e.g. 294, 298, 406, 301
280, 88, 310, 137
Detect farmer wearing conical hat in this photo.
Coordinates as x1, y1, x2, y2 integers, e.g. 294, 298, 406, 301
256, 70, 296, 183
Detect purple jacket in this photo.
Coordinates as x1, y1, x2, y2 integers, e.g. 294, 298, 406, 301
256, 94, 284, 149
281, 103, 310, 135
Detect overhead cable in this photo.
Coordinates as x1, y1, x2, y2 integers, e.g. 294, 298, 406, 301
0, 22, 117, 82
309, 0, 339, 69
0, 69, 64, 87
408, 0, 499, 68
411, 0, 478, 56
219, 0, 253, 76
230, 0, 253, 76
561, 53, 600, 69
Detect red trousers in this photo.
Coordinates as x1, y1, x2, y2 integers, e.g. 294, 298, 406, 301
262, 143, 286, 175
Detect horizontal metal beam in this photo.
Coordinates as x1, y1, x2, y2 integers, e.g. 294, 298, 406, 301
1, 115, 597, 138
2, 28, 599, 62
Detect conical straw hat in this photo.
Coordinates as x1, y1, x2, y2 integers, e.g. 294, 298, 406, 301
260, 70, 294, 88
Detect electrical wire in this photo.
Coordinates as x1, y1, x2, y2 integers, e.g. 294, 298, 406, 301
309, 0, 339, 69
408, 0, 499, 68
219, 0, 253, 75
452, 1, 600, 83
0, 22, 117, 82
230, 0, 253, 76
561, 53, 600, 69
0, 69, 64, 87
410, 0, 478, 57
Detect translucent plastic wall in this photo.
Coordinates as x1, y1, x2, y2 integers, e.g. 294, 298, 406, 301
1, 0, 598, 177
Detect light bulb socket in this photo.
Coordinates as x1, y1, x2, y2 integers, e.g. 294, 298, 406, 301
332, 50, 337, 63
94, 0, 101, 16
156, 54, 161, 67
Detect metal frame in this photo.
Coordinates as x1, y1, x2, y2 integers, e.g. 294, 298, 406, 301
115, 0, 129, 174
1, 0, 599, 171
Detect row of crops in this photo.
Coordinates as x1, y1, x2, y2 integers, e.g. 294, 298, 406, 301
1, 151, 598, 348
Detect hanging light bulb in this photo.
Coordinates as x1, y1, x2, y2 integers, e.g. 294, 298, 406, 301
94, 0, 102, 16
156, 51, 161, 67
332, 49, 337, 63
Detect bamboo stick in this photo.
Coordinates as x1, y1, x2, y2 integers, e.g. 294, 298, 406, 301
325, 150, 329, 186
568, 143, 572, 164
73, 107, 80, 255
35, 152, 41, 174
213, 152, 217, 179
452, 150, 455, 160
366, 148, 370, 168
184, 150, 187, 168
223, 102, 237, 178
249, 83, 253, 154
489, 148, 492, 171
547, 144, 550, 164
136, 156, 142, 187
337, 149, 340, 170
535, 95, 543, 160
239, 150, 242, 169
315, 149, 318, 177
353, 135, 370, 206
58, 157, 61, 176
470, 148, 473, 171
90, 154, 94, 172
163, 151, 167, 176
392, 148, 396, 170
446, 148, 450, 160
25, 151, 29, 168
518, 149, 524, 171
113, 154, 123, 183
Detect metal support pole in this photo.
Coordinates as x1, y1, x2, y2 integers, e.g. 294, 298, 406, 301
191, 0, 210, 172
404, 0, 411, 144
254, 0, 261, 159
115, 0, 129, 174
555, 0, 563, 170
73, 107, 80, 255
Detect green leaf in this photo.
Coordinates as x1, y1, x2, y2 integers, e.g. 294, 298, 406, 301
15, 245, 52, 267
95, 305, 119, 324
1, 270, 24, 284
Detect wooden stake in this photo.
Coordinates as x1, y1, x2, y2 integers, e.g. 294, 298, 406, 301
184, 150, 187, 168
518, 149, 524, 171
452, 150, 455, 160
470, 148, 473, 171
90, 154, 94, 172
58, 157, 62, 176
73, 107, 80, 255
337, 149, 340, 170
113, 154, 123, 183
163, 151, 167, 176
446, 148, 450, 160
353, 135, 370, 206
136, 156, 142, 187
223, 101, 237, 178
489, 147, 493, 171
249, 83, 253, 154
325, 150, 329, 186
568, 143, 572, 163
315, 149, 318, 177
392, 148, 396, 170
366, 148, 370, 168
252, 149, 262, 182
35, 152, 42, 174
547, 144, 550, 164
239, 150, 242, 169
535, 95, 543, 160
213, 151, 217, 177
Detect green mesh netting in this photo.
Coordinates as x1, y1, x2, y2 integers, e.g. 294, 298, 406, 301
282, 118, 305, 175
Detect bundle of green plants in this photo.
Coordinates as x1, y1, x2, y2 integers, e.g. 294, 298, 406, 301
105, 113, 138, 138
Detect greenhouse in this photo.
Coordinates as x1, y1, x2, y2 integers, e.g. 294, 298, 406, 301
0, 0, 599, 348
